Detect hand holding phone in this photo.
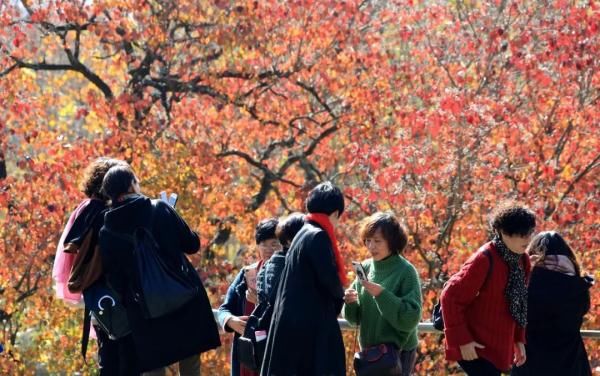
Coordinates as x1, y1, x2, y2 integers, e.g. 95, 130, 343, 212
159, 191, 178, 208
351, 261, 368, 282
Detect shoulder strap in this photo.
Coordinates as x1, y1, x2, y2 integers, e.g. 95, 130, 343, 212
81, 307, 91, 362
482, 248, 494, 286
147, 200, 158, 230
104, 203, 158, 244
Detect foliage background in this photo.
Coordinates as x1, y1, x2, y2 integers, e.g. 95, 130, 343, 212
0, 0, 598, 374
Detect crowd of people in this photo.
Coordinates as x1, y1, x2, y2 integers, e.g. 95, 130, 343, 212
53, 157, 594, 375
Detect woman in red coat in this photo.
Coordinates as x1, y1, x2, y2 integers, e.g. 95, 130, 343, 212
440, 202, 536, 375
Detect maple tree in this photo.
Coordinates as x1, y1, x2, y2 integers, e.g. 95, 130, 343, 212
0, 0, 598, 374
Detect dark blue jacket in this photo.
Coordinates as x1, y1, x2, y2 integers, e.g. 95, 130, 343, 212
217, 268, 249, 376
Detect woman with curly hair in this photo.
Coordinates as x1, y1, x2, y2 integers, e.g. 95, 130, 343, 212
440, 202, 536, 376
52, 157, 128, 374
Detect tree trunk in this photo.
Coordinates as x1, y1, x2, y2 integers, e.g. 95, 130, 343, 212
0, 155, 6, 180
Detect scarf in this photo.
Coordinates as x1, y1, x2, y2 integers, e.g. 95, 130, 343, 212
493, 235, 528, 328
537, 255, 576, 276
306, 213, 348, 286
52, 199, 92, 304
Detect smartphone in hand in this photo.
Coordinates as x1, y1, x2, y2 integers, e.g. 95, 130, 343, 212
168, 193, 178, 207
159, 191, 178, 208
351, 261, 368, 282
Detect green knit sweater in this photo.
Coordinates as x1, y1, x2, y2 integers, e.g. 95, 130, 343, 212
343, 255, 422, 351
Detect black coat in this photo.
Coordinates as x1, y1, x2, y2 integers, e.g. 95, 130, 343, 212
261, 221, 346, 376
511, 267, 593, 376
99, 195, 220, 372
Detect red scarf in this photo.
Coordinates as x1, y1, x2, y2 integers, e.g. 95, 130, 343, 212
306, 213, 348, 286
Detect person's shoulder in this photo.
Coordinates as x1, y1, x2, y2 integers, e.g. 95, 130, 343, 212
397, 256, 418, 273
269, 253, 286, 264
245, 261, 261, 270
151, 198, 172, 212
468, 242, 496, 262
292, 222, 323, 242
303, 221, 322, 233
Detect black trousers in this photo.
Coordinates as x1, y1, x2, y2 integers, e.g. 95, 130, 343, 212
95, 325, 139, 375
458, 358, 502, 376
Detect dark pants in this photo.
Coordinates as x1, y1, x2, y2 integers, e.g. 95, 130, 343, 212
143, 355, 201, 376
400, 349, 417, 376
458, 358, 501, 376
95, 326, 139, 375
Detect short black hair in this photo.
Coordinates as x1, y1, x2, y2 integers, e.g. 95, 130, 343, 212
276, 212, 306, 247
490, 201, 536, 236
101, 165, 137, 202
359, 211, 408, 255
255, 217, 279, 244
305, 181, 344, 215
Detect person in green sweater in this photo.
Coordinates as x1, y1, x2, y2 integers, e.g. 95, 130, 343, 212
344, 211, 422, 376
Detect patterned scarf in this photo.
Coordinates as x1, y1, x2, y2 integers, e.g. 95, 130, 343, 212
538, 255, 576, 276
493, 235, 528, 328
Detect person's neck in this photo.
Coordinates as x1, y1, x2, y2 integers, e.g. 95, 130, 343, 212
117, 192, 139, 202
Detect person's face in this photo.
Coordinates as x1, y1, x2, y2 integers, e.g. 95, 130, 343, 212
365, 228, 392, 261
258, 238, 282, 260
130, 176, 141, 194
500, 230, 534, 254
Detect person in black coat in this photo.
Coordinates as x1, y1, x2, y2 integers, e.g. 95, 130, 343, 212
261, 182, 348, 376
98, 165, 220, 374
511, 231, 593, 376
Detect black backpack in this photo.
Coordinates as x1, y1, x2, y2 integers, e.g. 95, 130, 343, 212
432, 248, 493, 331
106, 202, 199, 320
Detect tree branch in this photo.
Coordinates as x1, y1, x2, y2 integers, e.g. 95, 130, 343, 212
555, 153, 600, 211
11, 57, 114, 99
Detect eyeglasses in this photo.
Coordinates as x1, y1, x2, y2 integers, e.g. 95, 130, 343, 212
258, 241, 282, 250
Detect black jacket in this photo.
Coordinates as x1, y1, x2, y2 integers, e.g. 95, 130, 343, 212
511, 267, 593, 376
99, 195, 220, 371
261, 221, 345, 376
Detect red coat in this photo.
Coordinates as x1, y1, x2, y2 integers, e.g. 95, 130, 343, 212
441, 242, 531, 372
